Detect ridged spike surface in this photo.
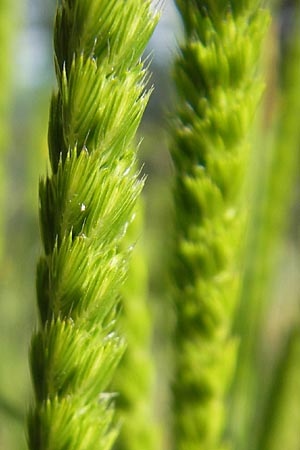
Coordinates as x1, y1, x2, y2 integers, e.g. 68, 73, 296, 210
171, 2, 269, 449
27, 1, 158, 449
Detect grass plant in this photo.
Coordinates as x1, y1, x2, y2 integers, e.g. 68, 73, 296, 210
170, 1, 269, 449
113, 203, 158, 450
256, 326, 300, 450
0, 1, 298, 450
230, 3, 300, 447
26, 1, 158, 449
0, 0, 14, 256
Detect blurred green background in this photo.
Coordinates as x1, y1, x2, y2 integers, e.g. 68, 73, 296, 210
0, 1, 299, 449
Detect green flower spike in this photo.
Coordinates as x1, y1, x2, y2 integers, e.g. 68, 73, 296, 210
170, 1, 269, 449
27, 1, 158, 449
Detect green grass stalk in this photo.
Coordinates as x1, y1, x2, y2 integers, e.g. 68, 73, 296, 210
256, 326, 300, 450
27, 1, 158, 449
170, 2, 269, 449
0, 0, 15, 256
229, 3, 300, 447
113, 202, 159, 450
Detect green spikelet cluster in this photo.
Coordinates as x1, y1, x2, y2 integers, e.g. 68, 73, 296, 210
113, 203, 158, 450
27, 1, 158, 449
170, 1, 269, 449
